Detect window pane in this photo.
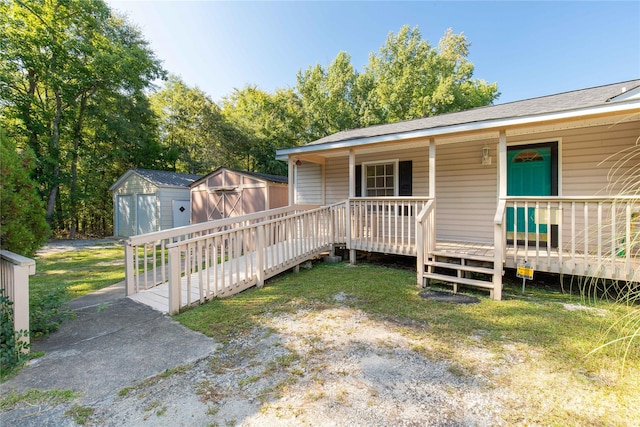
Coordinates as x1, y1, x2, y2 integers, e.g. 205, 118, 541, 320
376, 165, 384, 175
366, 166, 375, 176
367, 177, 375, 187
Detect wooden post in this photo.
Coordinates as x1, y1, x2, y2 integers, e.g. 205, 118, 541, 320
348, 149, 356, 264
493, 130, 508, 301
168, 245, 181, 315
124, 243, 135, 296
256, 224, 265, 287
288, 157, 295, 206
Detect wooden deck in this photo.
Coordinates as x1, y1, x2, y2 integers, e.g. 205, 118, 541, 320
128, 238, 330, 313
431, 240, 639, 281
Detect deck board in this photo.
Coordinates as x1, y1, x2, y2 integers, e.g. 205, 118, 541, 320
128, 239, 330, 314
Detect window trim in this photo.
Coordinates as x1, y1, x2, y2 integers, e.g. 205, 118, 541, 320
361, 159, 399, 197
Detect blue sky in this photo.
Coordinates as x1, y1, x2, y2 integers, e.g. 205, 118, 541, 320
107, 1, 639, 105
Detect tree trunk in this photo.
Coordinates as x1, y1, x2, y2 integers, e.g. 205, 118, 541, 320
46, 85, 63, 224
69, 92, 89, 239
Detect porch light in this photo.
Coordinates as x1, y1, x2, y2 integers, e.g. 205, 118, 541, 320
482, 146, 492, 165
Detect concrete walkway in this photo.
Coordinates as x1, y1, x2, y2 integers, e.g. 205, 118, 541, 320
0, 282, 219, 426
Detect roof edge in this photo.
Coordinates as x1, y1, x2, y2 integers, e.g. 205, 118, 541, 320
276, 98, 640, 160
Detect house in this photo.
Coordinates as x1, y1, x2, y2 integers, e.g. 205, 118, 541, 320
123, 80, 640, 314
110, 169, 200, 237
190, 167, 288, 223
275, 80, 640, 298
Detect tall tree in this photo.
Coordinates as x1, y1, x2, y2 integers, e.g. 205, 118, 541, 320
296, 51, 358, 141
0, 0, 165, 237
363, 25, 499, 122
150, 76, 230, 174
222, 86, 304, 175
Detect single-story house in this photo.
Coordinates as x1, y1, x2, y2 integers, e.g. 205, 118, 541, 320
190, 167, 288, 223
110, 168, 200, 237
275, 79, 640, 297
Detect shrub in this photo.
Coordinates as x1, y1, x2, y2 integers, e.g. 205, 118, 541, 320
0, 289, 30, 376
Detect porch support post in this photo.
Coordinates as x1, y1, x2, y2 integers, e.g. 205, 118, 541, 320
429, 139, 436, 198
124, 243, 135, 296
168, 245, 181, 315
493, 130, 508, 301
288, 157, 295, 206
348, 149, 356, 264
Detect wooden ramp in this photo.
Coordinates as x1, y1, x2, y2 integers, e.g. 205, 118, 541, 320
129, 239, 330, 314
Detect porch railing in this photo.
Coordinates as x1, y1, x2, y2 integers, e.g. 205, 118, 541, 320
348, 197, 431, 256
166, 204, 341, 314
415, 199, 436, 285
124, 205, 319, 295
497, 196, 639, 280
0, 250, 36, 351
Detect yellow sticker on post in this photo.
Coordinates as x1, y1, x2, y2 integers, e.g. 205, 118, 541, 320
516, 261, 534, 280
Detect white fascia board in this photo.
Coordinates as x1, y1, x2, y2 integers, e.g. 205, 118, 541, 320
276, 100, 640, 160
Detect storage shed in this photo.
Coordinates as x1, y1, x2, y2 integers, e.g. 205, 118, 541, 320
190, 167, 288, 223
110, 169, 200, 237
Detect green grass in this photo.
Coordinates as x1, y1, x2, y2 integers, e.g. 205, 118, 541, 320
175, 261, 640, 426
32, 244, 125, 301
29, 243, 124, 336
0, 389, 79, 411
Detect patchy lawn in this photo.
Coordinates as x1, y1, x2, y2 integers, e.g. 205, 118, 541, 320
175, 261, 640, 426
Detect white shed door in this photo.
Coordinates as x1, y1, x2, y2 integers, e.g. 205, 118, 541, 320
172, 200, 190, 228
136, 194, 157, 235
116, 195, 134, 237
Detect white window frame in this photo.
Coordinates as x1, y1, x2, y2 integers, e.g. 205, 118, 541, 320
362, 159, 399, 197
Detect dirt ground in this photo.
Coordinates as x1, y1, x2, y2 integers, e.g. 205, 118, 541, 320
88, 303, 504, 427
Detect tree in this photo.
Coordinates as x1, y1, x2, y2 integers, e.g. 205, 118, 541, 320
363, 26, 499, 123
296, 51, 358, 141
222, 86, 304, 175
0, 0, 165, 237
293, 26, 499, 140
0, 129, 49, 257
150, 75, 230, 174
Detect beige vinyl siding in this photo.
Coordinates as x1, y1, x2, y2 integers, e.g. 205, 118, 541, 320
436, 139, 497, 243
323, 143, 432, 204
295, 163, 323, 204
325, 157, 349, 204
507, 121, 638, 196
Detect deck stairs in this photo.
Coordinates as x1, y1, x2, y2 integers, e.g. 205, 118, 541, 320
422, 249, 497, 298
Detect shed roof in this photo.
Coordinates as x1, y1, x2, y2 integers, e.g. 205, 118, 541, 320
276, 80, 640, 159
189, 167, 288, 188
110, 169, 201, 191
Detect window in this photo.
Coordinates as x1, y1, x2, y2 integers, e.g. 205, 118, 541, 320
364, 161, 396, 196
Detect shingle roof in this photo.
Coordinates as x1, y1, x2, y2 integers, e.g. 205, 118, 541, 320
189, 167, 288, 188
132, 169, 201, 188
307, 80, 640, 146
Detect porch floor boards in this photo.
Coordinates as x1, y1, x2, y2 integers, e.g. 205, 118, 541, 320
128, 239, 330, 314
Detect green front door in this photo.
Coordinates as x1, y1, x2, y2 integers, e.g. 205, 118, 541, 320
507, 145, 553, 242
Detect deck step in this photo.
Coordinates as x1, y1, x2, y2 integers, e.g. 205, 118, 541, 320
431, 250, 494, 263
422, 272, 495, 290
424, 260, 494, 276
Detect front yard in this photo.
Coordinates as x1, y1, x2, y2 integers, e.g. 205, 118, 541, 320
19, 242, 640, 424
175, 261, 639, 425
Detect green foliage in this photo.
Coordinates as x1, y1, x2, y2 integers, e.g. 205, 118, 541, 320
0, 128, 49, 257
0, 0, 165, 237
222, 86, 304, 175
65, 405, 94, 425
0, 389, 79, 411
150, 75, 233, 174
295, 25, 500, 140
29, 286, 71, 337
29, 243, 123, 336
0, 289, 30, 377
